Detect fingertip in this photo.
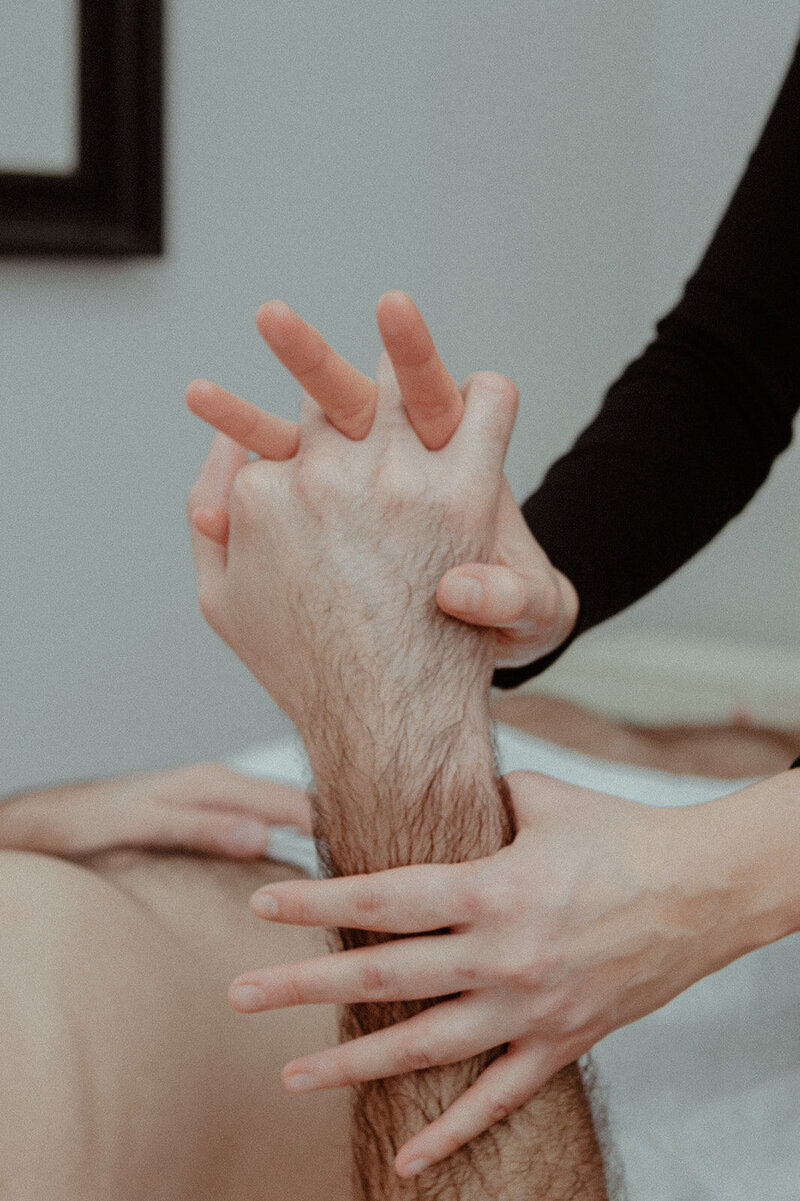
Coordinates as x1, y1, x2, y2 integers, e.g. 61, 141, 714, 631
395, 1150, 433, 1179
378, 289, 412, 306
249, 890, 280, 919
376, 290, 415, 333
256, 299, 295, 346
185, 378, 214, 413
257, 298, 293, 323
282, 1066, 319, 1093
228, 981, 268, 1012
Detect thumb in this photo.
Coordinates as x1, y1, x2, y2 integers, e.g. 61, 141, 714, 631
436, 561, 560, 636
437, 564, 529, 626
436, 560, 576, 668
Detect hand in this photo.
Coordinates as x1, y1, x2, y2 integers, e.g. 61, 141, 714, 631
0, 762, 312, 859
185, 291, 577, 670
187, 341, 518, 741
229, 770, 743, 1172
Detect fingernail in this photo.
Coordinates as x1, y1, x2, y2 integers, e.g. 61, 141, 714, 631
231, 821, 271, 852
230, 983, 267, 1010
444, 577, 482, 612
400, 1158, 430, 1178
250, 891, 280, 918
284, 1072, 318, 1093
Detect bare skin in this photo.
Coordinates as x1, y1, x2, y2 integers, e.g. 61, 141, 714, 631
492, 693, 800, 779
0, 846, 350, 1201
2, 700, 792, 1197
185, 291, 578, 669
187, 333, 606, 1197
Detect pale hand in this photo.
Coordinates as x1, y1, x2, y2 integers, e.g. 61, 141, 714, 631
230, 770, 746, 1173
187, 351, 518, 737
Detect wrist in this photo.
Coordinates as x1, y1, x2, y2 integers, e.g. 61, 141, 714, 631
298, 622, 496, 784
665, 773, 800, 985
707, 772, 800, 952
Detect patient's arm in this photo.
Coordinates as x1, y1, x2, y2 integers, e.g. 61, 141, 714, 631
300, 620, 604, 1198
0, 763, 312, 858
190, 356, 606, 1198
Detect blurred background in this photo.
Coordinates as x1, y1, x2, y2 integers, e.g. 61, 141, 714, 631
3, 0, 799, 792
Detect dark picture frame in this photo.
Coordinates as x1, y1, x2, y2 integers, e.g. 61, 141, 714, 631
0, 0, 162, 255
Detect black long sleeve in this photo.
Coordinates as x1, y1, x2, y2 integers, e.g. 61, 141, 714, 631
495, 35, 800, 689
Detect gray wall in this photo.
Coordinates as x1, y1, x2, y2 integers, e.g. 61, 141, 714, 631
3, 1, 799, 792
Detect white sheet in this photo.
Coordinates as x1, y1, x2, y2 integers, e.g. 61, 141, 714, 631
229, 724, 800, 1201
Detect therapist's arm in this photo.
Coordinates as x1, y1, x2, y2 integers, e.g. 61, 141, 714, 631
242, 763, 800, 1170
492, 35, 800, 686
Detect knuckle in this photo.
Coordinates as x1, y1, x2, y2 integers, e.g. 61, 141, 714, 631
397, 1038, 436, 1075
457, 876, 486, 923
472, 371, 519, 418
415, 388, 453, 417
227, 462, 262, 511
281, 972, 308, 1008
374, 461, 429, 511
295, 451, 358, 511
481, 881, 522, 924
351, 884, 386, 924
454, 963, 480, 986
506, 953, 545, 991
282, 888, 308, 924
238, 403, 262, 444
558, 995, 596, 1040
331, 1053, 359, 1088
493, 953, 526, 989
487, 1098, 513, 1126
195, 581, 222, 627
528, 984, 571, 1034
359, 960, 393, 1000
181, 813, 220, 850
295, 341, 329, 386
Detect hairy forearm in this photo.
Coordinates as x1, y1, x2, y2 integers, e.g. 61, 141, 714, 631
302, 621, 606, 1200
